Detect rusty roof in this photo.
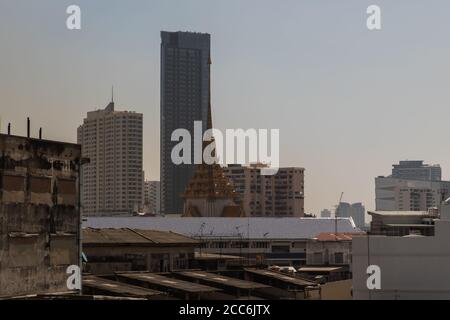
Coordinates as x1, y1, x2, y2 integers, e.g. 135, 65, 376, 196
115, 272, 221, 293
175, 271, 270, 290
313, 232, 365, 242
83, 228, 199, 246
82, 276, 164, 298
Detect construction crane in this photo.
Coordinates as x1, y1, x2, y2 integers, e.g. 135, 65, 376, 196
334, 192, 344, 239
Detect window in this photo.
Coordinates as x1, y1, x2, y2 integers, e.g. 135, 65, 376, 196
334, 252, 344, 264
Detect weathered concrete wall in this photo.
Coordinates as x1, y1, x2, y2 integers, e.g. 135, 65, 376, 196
0, 134, 81, 297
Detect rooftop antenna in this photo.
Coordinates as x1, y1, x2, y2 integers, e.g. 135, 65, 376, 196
111, 86, 114, 103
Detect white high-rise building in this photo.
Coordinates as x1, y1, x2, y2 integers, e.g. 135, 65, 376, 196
375, 176, 450, 211
77, 101, 143, 216
143, 181, 161, 215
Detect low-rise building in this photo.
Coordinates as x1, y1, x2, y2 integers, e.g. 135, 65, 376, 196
83, 217, 361, 268
83, 228, 199, 274
368, 210, 436, 236
302, 232, 364, 282
352, 201, 450, 299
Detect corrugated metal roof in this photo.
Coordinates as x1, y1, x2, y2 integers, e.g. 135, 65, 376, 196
368, 211, 428, 216
83, 228, 199, 245
83, 217, 360, 240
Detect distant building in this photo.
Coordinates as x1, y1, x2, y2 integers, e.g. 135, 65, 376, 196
352, 201, 450, 299
392, 160, 441, 181
143, 181, 161, 215
160, 31, 211, 215
77, 101, 144, 216
336, 202, 366, 229
321, 209, 332, 218
0, 133, 81, 297
223, 164, 305, 217
375, 177, 450, 211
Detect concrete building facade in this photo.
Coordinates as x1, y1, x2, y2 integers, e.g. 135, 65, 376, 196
223, 164, 305, 217
143, 181, 161, 215
0, 133, 81, 297
77, 101, 143, 216
375, 177, 450, 211
160, 31, 211, 215
83, 228, 198, 274
352, 202, 450, 300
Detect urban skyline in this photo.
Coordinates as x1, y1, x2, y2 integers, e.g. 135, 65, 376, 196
2, 0, 450, 216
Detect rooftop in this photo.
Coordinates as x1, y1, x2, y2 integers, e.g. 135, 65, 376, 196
83, 228, 199, 246
368, 211, 429, 217
83, 217, 361, 240
313, 232, 366, 242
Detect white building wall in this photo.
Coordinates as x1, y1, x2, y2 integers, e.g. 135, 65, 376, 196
352, 216, 450, 299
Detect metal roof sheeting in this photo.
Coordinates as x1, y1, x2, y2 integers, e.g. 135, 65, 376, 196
83, 217, 360, 240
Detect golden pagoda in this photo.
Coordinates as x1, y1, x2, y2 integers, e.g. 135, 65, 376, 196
181, 56, 245, 218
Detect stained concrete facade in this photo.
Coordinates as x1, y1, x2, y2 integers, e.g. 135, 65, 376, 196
0, 134, 81, 297
352, 202, 450, 299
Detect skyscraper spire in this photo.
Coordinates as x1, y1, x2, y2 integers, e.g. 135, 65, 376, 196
111, 85, 114, 103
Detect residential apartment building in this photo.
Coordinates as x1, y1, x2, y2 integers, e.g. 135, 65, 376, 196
143, 180, 161, 215
375, 176, 450, 211
160, 31, 211, 215
222, 164, 305, 217
77, 101, 143, 216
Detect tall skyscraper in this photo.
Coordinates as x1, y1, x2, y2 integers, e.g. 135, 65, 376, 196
336, 202, 366, 229
391, 160, 441, 181
321, 209, 332, 218
160, 31, 211, 215
143, 180, 161, 215
77, 100, 143, 216
223, 164, 305, 217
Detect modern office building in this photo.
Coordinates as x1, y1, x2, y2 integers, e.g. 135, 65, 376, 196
160, 31, 211, 215
77, 101, 143, 216
375, 176, 450, 211
222, 164, 305, 217
391, 160, 441, 181
143, 180, 161, 215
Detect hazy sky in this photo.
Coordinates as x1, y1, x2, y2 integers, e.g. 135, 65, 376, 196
1, 0, 450, 217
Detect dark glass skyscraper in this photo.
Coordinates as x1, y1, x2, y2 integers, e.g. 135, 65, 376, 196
160, 31, 210, 214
